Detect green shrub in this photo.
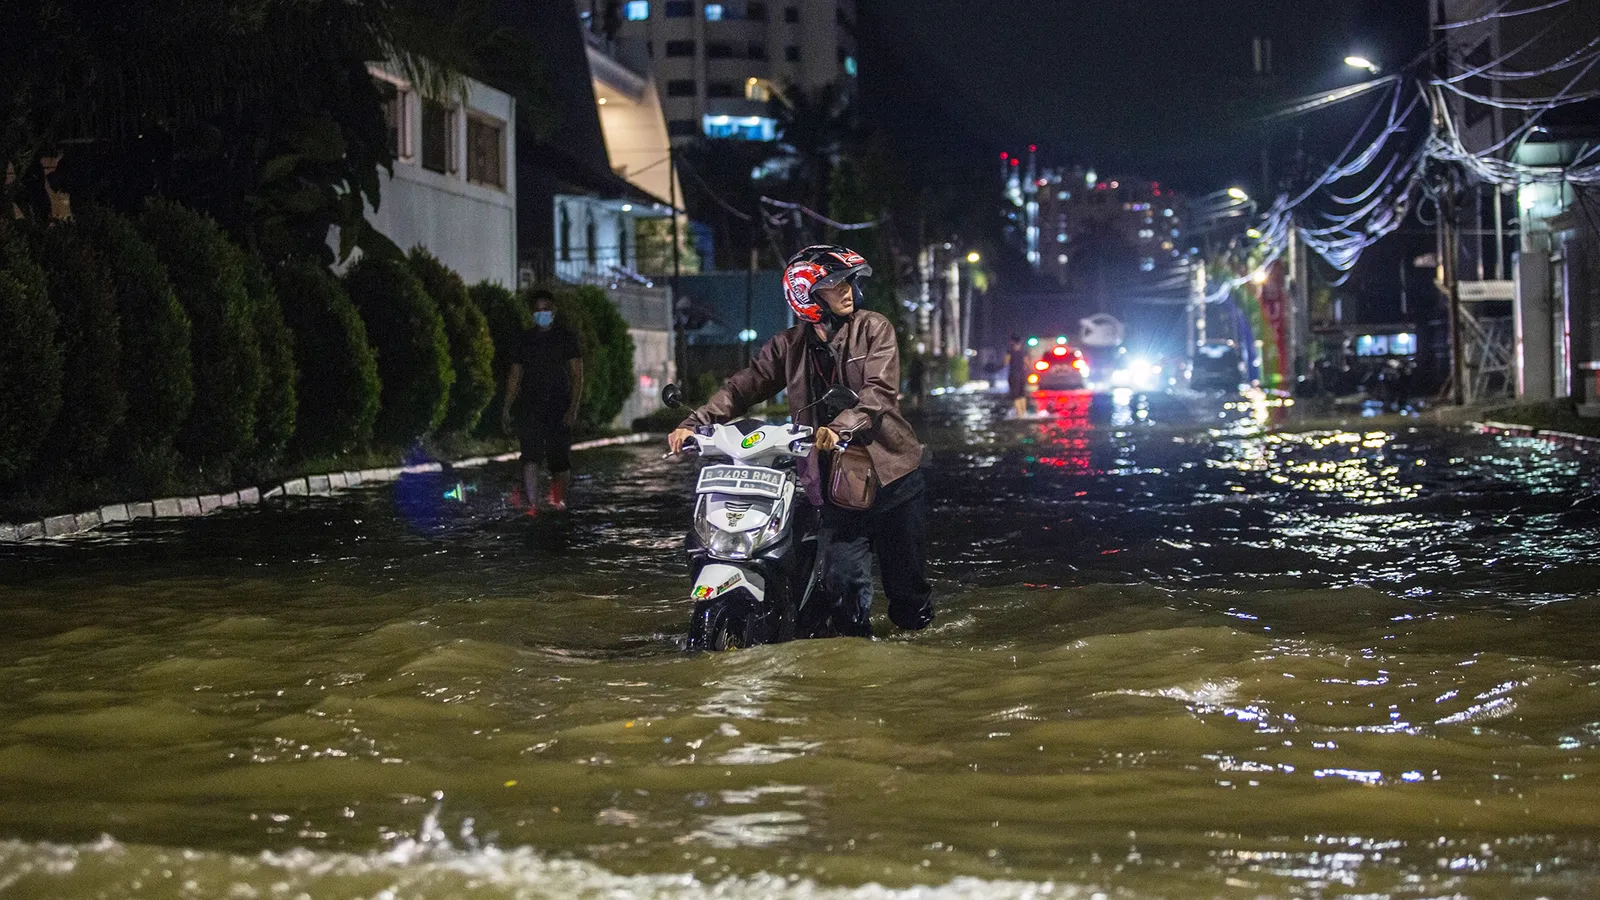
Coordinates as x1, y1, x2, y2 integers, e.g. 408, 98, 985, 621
0, 230, 63, 484
274, 259, 380, 458
468, 281, 532, 438
344, 256, 453, 445
409, 248, 493, 434
75, 205, 193, 486
555, 284, 635, 431
241, 259, 299, 466
27, 220, 127, 476
139, 198, 263, 471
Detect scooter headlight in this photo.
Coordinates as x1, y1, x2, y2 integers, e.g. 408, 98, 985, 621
708, 528, 759, 560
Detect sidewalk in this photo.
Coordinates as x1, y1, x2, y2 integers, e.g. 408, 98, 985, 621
0, 433, 657, 542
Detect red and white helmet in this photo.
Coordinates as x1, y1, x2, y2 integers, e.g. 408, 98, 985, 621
783, 245, 872, 324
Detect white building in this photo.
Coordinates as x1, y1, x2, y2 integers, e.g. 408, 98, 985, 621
365, 64, 517, 287
582, 0, 858, 141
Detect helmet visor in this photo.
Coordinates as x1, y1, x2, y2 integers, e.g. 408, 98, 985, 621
812, 262, 872, 291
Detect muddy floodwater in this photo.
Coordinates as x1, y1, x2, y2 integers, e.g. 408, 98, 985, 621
2, 393, 1599, 899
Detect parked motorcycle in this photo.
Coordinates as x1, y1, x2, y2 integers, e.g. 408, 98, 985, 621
662, 382, 857, 651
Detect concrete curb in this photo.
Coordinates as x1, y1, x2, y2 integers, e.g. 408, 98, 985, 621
0, 433, 661, 543
1472, 420, 1600, 450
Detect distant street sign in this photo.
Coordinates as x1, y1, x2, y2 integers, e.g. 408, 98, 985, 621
1458, 280, 1514, 302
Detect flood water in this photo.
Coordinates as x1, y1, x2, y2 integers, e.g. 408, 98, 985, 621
3, 392, 1600, 899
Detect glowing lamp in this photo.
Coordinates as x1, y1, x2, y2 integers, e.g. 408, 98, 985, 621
1034, 360, 1051, 372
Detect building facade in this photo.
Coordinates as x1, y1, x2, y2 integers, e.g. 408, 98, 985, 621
365, 64, 517, 287
1434, 0, 1600, 410
582, 0, 858, 142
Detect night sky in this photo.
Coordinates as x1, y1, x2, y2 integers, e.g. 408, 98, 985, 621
859, 0, 1428, 193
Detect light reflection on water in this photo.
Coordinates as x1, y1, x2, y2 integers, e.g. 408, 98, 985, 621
1, 393, 1599, 897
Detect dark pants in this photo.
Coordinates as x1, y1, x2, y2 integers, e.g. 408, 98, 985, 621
519, 414, 572, 474
817, 468, 933, 637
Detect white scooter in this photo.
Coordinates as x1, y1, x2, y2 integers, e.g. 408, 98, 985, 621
662, 383, 858, 651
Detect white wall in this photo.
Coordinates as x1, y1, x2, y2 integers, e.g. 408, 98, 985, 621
365, 68, 517, 287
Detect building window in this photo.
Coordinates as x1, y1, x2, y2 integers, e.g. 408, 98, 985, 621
667, 118, 698, 137
706, 41, 734, 59
746, 1, 767, 21
665, 39, 696, 57
666, 79, 696, 97
702, 114, 777, 141
704, 3, 724, 20
420, 97, 456, 174
379, 82, 413, 161
785, 44, 800, 62
747, 42, 766, 60
665, 0, 692, 16
465, 113, 505, 189
784, 5, 798, 22
707, 80, 738, 98
625, 0, 649, 19
843, 54, 856, 75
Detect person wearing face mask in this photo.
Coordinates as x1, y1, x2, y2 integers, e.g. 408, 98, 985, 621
502, 289, 584, 513
668, 245, 932, 638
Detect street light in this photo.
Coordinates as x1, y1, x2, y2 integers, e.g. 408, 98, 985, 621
966, 251, 981, 264
1227, 187, 1250, 202
1344, 55, 1380, 75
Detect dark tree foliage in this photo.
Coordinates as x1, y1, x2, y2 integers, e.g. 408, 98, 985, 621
467, 281, 531, 438
274, 259, 380, 458
0, 229, 63, 485
139, 198, 264, 471
27, 220, 128, 477
3, 0, 396, 265
241, 259, 299, 467
74, 204, 194, 482
409, 248, 494, 434
344, 257, 453, 445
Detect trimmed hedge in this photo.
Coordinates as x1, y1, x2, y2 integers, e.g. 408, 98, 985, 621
409, 248, 493, 434
28, 220, 127, 476
274, 259, 380, 457
140, 198, 264, 471
557, 284, 635, 431
344, 257, 453, 445
0, 230, 63, 484
242, 259, 299, 466
75, 205, 193, 480
468, 281, 532, 438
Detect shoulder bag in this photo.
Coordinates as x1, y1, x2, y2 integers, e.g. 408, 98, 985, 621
828, 443, 879, 511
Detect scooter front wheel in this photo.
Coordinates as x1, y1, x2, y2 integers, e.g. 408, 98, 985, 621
688, 598, 748, 652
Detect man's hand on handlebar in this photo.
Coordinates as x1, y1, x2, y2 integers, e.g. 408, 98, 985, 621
667, 427, 697, 454
814, 426, 842, 452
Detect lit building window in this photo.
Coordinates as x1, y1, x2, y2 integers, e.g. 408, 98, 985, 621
1056, 233, 1067, 243
1140, 258, 1155, 272
1163, 208, 1174, 217
702, 114, 777, 141
844, 55, 857, 75
705, 3, 724, 19
1057, 254, 1068, 265
625, 0, 650, 20
1056, 190, 1069, 200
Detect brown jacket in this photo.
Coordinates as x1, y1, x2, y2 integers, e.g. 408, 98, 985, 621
678, 310, 923, 504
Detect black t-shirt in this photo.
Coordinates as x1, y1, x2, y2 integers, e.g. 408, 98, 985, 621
515, 323, 582, 417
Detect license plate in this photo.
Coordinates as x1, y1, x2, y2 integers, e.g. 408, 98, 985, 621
697, 465, 785, 498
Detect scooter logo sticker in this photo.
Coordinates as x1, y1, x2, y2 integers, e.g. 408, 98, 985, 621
693, 573, 742, 601
740, 432, 765, 449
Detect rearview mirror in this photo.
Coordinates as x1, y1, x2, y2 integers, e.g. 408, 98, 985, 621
821, 385, 859, 410
661, 383, 684, 409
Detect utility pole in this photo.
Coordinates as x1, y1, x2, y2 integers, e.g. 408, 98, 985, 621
1443, 177, 1466, 405
743, 242, 756, 368
669, 142, 686, 389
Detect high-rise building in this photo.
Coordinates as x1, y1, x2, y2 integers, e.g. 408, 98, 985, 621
578, 0, 858, 142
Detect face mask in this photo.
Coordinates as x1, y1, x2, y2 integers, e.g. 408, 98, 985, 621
533, 311, 555, 328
